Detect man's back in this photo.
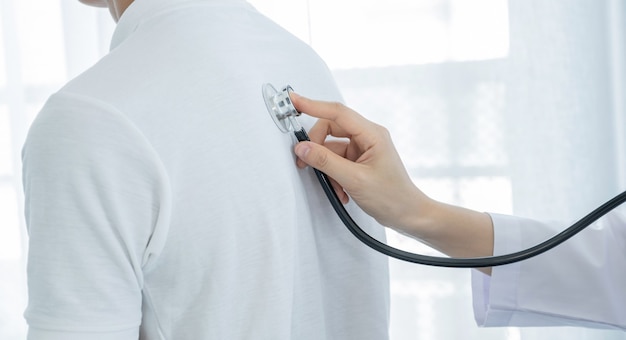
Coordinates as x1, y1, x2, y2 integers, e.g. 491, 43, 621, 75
22, 0, 389, 338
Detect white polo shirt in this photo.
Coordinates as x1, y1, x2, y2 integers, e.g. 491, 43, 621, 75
22, 0, 389, 338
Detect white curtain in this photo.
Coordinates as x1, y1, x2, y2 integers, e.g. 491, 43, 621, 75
1, 0, 624, 339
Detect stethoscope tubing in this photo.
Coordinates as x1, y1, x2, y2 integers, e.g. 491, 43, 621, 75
294, 128, 626, 268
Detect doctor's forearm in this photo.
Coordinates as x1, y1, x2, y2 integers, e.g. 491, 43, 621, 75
396, 198, 495, 274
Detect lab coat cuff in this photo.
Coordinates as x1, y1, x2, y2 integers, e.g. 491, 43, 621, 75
471, 213, 523, 327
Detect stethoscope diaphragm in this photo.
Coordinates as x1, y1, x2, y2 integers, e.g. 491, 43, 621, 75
262, 83, 301, 133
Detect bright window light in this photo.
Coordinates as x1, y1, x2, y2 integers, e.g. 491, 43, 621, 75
308, 0, 509, 69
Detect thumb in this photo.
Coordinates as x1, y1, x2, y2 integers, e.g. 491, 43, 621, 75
294, 141, 356, 187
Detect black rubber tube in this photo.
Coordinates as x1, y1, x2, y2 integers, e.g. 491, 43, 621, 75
295, 128, 626, 268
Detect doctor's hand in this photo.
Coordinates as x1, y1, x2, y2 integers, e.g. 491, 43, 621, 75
290, 93, 494, 264
290, 93, 430, 231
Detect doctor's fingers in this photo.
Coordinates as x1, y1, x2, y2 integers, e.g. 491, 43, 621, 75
294, 139, 366, 193
296, 139, 349, 169
294, 140, 352, 204
290, 93, 376, 141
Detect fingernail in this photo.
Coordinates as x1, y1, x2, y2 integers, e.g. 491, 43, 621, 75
295, 143, 310, 158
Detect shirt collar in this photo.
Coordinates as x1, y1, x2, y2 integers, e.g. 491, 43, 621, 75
110, 0, 247, 51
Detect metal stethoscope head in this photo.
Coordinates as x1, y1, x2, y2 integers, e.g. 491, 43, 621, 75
262, 83, 303, 133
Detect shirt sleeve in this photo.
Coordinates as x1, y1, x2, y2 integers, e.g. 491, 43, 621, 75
22, 92, 171, 339
471, 207, 626, 331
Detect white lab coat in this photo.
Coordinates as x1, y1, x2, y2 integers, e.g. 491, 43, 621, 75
472, 205, 626, 330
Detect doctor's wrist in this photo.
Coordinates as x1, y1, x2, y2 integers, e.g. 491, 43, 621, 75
387, 191, 440, 239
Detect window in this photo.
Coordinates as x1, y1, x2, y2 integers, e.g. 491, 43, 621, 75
253, 0, 625, 339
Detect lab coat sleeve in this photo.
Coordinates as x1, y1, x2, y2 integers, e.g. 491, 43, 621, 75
471, 209, 626, 331
22, 92, 170, 339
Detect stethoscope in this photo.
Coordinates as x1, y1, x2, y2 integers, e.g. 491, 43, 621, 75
262, 83, 626, 268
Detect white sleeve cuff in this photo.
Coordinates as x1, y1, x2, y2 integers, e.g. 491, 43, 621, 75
471, 213, 523, 327
470, 212, 626, 331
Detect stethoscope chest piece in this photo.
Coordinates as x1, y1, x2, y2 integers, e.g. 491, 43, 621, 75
262, 83, 301, 133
